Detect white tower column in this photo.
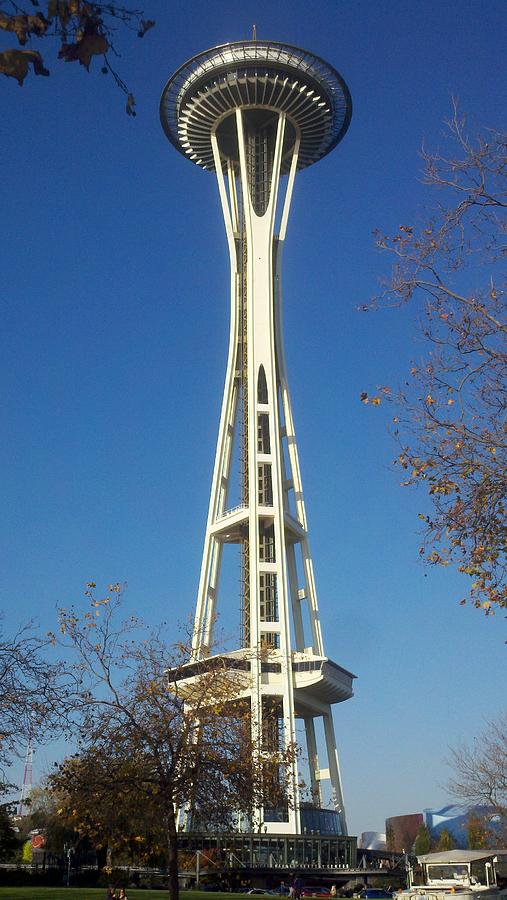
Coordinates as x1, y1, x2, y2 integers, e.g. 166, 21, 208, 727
161, 38, 356, 838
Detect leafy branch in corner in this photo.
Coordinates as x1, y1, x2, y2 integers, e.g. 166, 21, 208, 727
0, 1, 155, 114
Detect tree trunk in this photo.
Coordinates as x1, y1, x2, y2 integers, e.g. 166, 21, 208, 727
96, 845, 108, 870
167, 805, 179, 900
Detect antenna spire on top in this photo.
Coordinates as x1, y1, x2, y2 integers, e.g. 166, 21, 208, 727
252, 24, 257, 40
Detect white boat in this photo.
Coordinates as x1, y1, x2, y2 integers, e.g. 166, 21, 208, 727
400, 849, 507, 900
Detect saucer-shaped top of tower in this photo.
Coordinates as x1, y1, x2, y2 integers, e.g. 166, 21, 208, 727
160, 40, 352, 172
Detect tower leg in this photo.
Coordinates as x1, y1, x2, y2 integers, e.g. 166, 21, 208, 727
323, 706, 348, 835
286, 543, 305, 651
304, 717, 322, 808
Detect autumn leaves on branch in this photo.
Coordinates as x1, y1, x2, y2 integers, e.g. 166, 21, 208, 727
0, 2, 154, 113
46, 584, 296, 899
363, 104, 506, 618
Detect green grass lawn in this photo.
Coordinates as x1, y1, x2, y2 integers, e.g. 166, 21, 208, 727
0, 891, 248, 900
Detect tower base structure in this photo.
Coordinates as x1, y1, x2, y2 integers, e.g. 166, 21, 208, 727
178, 830, 357, 883
161, 41, 355, 838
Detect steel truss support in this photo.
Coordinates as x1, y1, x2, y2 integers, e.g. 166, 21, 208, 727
187, 107, 349, 835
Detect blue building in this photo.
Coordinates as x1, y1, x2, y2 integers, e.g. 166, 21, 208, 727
423, 805, 499, 848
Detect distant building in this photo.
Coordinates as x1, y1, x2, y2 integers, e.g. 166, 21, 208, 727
385, 805, 501, 852
359, 832, 387, 851
385, 813, 423, 852
424, 805, 500, 848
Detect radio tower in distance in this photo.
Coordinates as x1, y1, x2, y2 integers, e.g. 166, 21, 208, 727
17, 737, 34, 817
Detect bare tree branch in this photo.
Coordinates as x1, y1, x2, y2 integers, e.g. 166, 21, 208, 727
50, 584, 296, 900
364, 106, 507, 620
447, 715, 507, 845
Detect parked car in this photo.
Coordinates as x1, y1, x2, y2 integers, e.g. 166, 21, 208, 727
301, 889, 331, 897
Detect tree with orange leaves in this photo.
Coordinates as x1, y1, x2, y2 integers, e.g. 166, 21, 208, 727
366, 104, 506, 620
50, 584, 295, 900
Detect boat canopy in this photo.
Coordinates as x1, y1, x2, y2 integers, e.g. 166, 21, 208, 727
417, 850, 497, 865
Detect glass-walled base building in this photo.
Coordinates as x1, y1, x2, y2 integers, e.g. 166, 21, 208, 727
178, 831, 357, 872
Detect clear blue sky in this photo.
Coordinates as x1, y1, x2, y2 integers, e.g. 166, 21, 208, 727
2, 0, 505, 837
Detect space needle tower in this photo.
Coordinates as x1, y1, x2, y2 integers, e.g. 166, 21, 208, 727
160, 40, 355, 837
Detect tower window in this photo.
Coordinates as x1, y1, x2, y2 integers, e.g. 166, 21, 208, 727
259, 522, 276, 563
260, 573, 278, 622
257, 365, 268, 404
258, 463, 273, 505
257, 413, 271, 454
261, 696, 284, 751
260, 631, 280, 650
